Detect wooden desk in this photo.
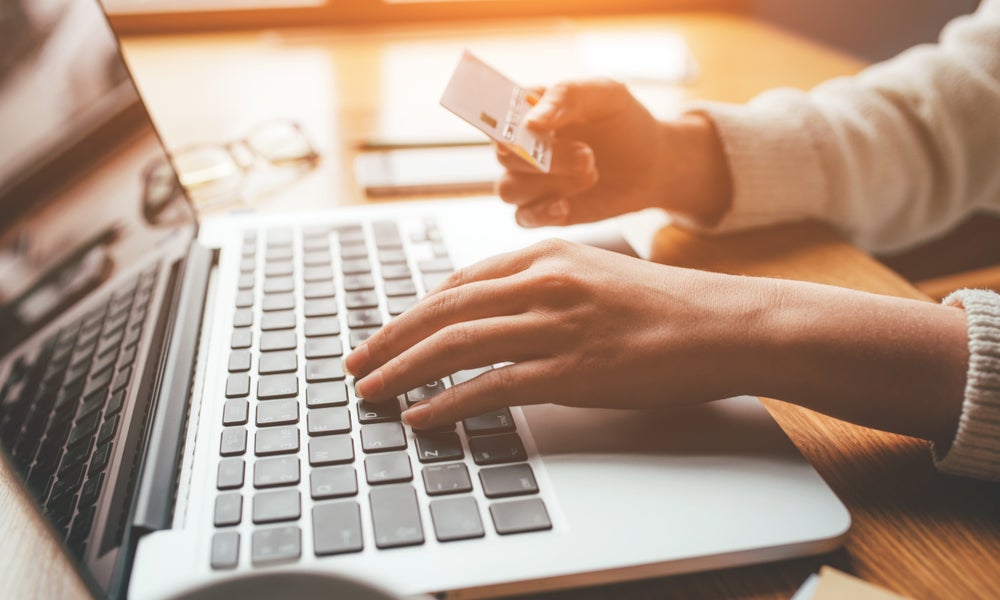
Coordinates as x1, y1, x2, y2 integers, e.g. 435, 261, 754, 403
3, 11, 999, 600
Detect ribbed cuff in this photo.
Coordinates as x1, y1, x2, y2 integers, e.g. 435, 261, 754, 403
682, 94, 829, 233
934, 289, 1000, 481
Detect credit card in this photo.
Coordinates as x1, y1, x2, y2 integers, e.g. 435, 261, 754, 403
439, 51, 553, 173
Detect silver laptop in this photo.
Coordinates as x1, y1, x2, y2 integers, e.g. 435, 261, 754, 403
0, 2, 850, 598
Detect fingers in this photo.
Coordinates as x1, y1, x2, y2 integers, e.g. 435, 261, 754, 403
353, 314, 550, 402
525, 79, 631, 130
345, 277, 528, 380
495, 139, 595, 177
401, 361, 560, 429
495, 169, 597, 208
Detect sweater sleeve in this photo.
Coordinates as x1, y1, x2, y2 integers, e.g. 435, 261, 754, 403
685, 0, 1000, 254
934, 289, 1000, 481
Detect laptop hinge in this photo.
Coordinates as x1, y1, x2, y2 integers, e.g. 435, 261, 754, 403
131, 242, 216, 533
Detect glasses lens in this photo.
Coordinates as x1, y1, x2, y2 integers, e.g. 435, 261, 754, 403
172, 146, 242, 208
245, 121, 316, 165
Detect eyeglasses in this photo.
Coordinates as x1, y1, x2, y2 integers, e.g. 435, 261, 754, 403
166, 119, 320, 211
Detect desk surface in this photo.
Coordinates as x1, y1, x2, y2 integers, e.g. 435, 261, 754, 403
4, 11, 999, 600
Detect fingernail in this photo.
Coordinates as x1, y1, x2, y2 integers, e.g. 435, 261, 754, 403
526, 102, 557, 126
344, 344, 367, 377
401, 402, 432, 427
548, 199, 569, 218
574, 146, 593, 171
355, 370, 383, 399
515, 210, 536, 228
495, 143, 510, 157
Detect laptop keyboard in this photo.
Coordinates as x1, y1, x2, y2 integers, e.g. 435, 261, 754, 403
0, 265, 158, 557
212, 220, 551, 569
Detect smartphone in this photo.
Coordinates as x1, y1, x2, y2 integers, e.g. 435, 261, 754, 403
354, 144, 503, 197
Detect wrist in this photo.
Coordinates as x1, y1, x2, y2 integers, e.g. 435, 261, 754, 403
655, 113, 733, 227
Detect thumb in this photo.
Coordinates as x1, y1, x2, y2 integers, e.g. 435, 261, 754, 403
525, 79, 629, 130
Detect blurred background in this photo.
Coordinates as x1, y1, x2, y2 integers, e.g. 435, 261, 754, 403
99, 0, 979, 61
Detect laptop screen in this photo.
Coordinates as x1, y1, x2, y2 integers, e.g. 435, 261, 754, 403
0, 0, 196, 356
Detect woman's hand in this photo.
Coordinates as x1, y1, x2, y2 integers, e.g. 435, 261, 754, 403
344, 238, 968, 443
345, 239, 772, 430
496, 79, 733, 229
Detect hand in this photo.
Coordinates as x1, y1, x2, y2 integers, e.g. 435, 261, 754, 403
345, 239, 769, 430
496, 79, 733, 228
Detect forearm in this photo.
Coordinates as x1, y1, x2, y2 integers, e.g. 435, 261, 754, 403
748, 279, 968, 444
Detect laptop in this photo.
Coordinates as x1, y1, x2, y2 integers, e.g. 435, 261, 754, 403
0, 2, 850, 598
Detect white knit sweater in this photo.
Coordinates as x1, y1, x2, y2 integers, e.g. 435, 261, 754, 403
691, 0, 1000, 480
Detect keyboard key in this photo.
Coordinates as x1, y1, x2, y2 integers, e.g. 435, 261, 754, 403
361, 423, 407, 453
310, 466, 358, 499
372, 222, 403, 248
220, 427, 247, 456
387, 296, 418, 316
378, 249, 407, 265
223, 399, 249, 426
217, 458, 245, 490
304, 299, 338, 318
211, 531, 240, 569
405, 380, 446, 405
255, 426, 299, 456
253, 489, 301, 524
342, 258, 371, 275
479, 464, 538, 498
228, 350, 252, 372
254, 456, 300, 488
337, 226, 365, 244
342, 274, 375, 291
263, 276, 294, 294
418, 258, 454, 273
261, 310, 296, 331
236, 290, 254, 308
306, 382, 349, 408
383, 279, 417, 297
260, 331, 296, 352
78, 474, 105, 508
307, 407, 352, 436
415, 432, 464, 463
214, 493, 243, 526
231, 328, 252, 349
97, 414, 120, 445
256, 399, 299, 426
225, 374, 251, 398
365, 452, 412, 485
259, 351, 297, 375
347, 309, 382, 329
89, 443, 113, 476
302, 251, 332, 267
422, 463, 473, 496
381, 264, 412, 280
264, 261, 293, 277
233, 308, 253, 328
252, 526, 301, 565
305, 317, 341, 337
369, 485, 424, 549
345, 291, 379, 310
422, 272, 450, 292
490, 498, 552, 535
349, 327, 380, 349
430, 497, 485, 542
110, 367, 131, 392
305, 337, 343, 359
340, 243, 368, 259
257, 374, 298, 399
309, 435, 354, 466
313, 501, 364, 555
450, 366, 492, 385
303, 281, 336, 299
469, 433, 527, 465
463, 408, 516, 436
357, 399, 401, 424
306, 359, 345, 382
262, 293, 295, 312
237, 274, 254, 290
303, 266, 334, 282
